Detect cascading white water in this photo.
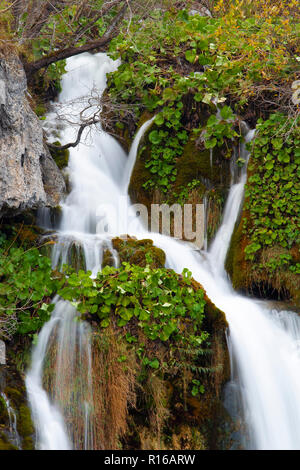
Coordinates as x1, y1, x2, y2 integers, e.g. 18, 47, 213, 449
26, 53, 155, 450
25, 301, 72, 450
209, 128, 255, 276
26, 52, 300, 451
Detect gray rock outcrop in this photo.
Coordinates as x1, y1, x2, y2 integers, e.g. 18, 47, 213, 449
0, 55, 65, 216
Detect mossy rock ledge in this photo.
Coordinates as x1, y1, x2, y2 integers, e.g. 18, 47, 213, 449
110, 236, 166, 269
129, 121, 231, 205
88, 261, 232, 450
48, 141, 70, 170
226, 209, 300, 308
0, 354, 35, 450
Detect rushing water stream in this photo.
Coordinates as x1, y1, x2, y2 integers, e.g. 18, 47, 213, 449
26, 53, 300, 450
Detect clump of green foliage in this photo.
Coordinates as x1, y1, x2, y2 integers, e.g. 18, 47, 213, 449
0, 228, 215, 396
107, 7, 298, 191
0, 234, 60, 338
144, 106, 189, 192
243, 113, 300, 275
59, 261, 208, 346
58, 260, 211, 395
172, 179, 204, 206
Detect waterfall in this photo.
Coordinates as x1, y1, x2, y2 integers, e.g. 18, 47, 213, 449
26, 53, 152, 450
26, 52, 300, 450
122, 117, 155, 194
209, 128, 255, 275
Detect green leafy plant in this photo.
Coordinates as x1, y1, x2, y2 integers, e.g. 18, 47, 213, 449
107, 7, 299, 193
58, 261, 211, 394
243, 113, 300, 276
0, 243, 62, 338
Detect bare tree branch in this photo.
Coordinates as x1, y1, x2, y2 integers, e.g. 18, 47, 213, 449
24, 1, 131, 79
47, 117, 100, 150
44, 85, 137, 151
0, 0, 19, 14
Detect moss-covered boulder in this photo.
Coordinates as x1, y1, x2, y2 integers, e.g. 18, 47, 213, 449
90, 276, 230, 450
60, 261, 231, 450
127, 121, 233, 246
129, 125, 230, 212
111, 236, 166, 268
226, 209, 300, 307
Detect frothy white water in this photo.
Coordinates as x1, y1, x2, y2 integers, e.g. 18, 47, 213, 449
209, 128, 255, 276
225, 306, 300, 450
26, 298, 94, 450
122, 117, 155, 193
27, 53, 300, 450
26, 53, 152, 450
25, 302, 72, 450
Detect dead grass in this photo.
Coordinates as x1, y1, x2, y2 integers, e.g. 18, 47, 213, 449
145, 374, 170, 447
92, 328, 137, 449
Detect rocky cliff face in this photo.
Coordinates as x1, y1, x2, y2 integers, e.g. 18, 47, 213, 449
0, 55, 65, 216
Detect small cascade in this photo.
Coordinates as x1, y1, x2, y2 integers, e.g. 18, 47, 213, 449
36, 208, 53, 231
26, 298, 94, 450
26, 53, 152, 450
209, 128, 255, 275
1, 392, 21, 449
224, 305, 300, 450
122, 117, 155, 194
51, 234, 119, 275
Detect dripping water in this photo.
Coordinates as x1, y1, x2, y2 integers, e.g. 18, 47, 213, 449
0, 392, 21, 449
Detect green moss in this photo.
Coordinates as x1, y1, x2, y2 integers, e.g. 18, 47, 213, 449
1, 377, 35, 449
0, 396, 9, 424
49, 141, 70, 169
0, 433, 18, 451
129, 128, 155, 210
17, 404, 34, 439
21, 436, 34, 450
4, 387, 23, 408
35, 103, 47, 117
173, 139, 230, 193
135, 239, 153, 248
129, 131, 231, 213
102, 249, 114, 267
69, 242, 85, 272
112, 237, 166, 268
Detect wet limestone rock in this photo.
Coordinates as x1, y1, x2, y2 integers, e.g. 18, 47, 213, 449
0, 54, 65, 216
